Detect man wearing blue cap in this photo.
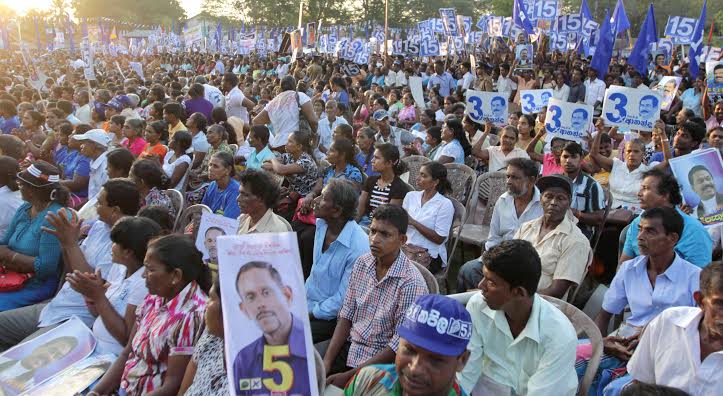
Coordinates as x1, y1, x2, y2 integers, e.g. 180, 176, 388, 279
344, 294, 472, 396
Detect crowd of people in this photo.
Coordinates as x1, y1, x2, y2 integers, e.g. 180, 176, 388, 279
0, 38, 720, 396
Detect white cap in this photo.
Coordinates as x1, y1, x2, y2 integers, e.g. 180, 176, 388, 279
72, 129, 112, 148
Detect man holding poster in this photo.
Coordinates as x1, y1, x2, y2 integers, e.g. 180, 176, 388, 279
233, 260, 311, 395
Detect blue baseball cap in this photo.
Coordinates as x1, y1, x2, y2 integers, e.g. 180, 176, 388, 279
397, 295, 472, 356
107, 95, 132, 111
372, 109, 389, 121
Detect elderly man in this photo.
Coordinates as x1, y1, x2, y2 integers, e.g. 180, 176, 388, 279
457, 158, 543, 292
306, 180, 370, 343
345, 295, 472, 396
514, 174, 591, 298
236, 169, 292, 234
317, 99, 349, 158
620, 169, 712, 268
457, 239, 578, 395
72, 129, 111, 200
623, 261, 723, 394
373, 110, 415, 156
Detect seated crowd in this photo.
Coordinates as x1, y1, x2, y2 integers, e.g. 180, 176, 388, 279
0, 47, 720, 396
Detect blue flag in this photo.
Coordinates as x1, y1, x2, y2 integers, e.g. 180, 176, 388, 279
591, 9, 613, 77
688, 0, 707, 78
611, 0, 630, 35
513, 0, 535, 35
580, 0, 593, 20
628, 4, 657, 75
215, 22, 222, 51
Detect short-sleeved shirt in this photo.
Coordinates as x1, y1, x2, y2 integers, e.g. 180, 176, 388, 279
120, 281, 207, 394
88, 152, 109, 200
183, 97, 214, 122
233, 316, 311, 395
202, 179, 241, 219
245, 146, 275, 170
486, 146, 530, 173
140, 142, 168, 163
322, 163, 363, 186
514, 215, 591, 291
609, 158, 651, 209
434, 139, 465, 164
541, 153, 563, 176
280, 152, 318, 197
191, 132, 211, 154
64, 151, 91, 197
364, 176, 410, 217
339, 252, 428, 367
121, 137, 147, 157
266, 90, 311, 148
569, 172, 605, 239
402, 191, 454, 264
162, 151, 192, 191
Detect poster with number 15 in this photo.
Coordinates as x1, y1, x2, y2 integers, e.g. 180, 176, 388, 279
218, 233, 318, 396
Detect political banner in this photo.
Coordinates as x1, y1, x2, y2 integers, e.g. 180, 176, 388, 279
419, 36, 440, 57
663, 16, 697, 45
515, 44, 533, 65
465, 90, 508, 126
706, 61, 723, 103
702, 46, 721, 62
128, 61, 144, 81
654, 76, 682, 111
25, 354, 114, 396
439, 8, 459, 37
669, 149, 723, 227
0, 318, 96, 395
218, 232, 318, 396
195, 212, 238, 274
306, 22, 317, 47
555, 14, 583, 33
522, 0, 559, 25
602, 86, 662, 132
409, 76, 426, 110
544, 98, 593, 143
520, 89, 553, 114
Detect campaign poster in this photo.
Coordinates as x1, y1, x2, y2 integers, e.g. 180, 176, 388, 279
602, 86, 662, 132
669, 149, 723, 227
520, 89, 553, 114
465, 90, 508, 127
25, 354, 114, 396
196, 212, 239, 271
706, 61, 723, 104
544, 98, 594, 143
218, 233, 318, 396
655, 76, 682, 111
0, 318, 96, 395
515, 44, 533, 66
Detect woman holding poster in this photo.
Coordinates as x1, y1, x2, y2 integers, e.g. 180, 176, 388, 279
89, 235, 210, 396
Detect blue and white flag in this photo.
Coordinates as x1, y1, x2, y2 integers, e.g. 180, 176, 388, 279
628, 4, 657, 75
513, 0, 535, 35
688, 0, 707, 78
610, 0, 630, 35
590, 9, 613, 77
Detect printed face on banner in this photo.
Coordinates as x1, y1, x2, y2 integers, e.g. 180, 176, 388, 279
706, 61, 723, 103
655, 76, 682, 111
544, 98, 594, 142
669, 149, 723, 226
218, 233, 318, 396
520, 89, 553, 114
602, 86, 662, 132
515, 45, 533, 64
195, 212, 238, 265
465, 90, 508, 126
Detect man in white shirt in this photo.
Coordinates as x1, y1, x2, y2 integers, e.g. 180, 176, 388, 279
316, 99, 349, 159
72, 129, 111, 200
275, 59, 290, 79
457, 239, 578, 395
195, 76, 225, 109
584, 68, 606, 108
459, 61, 475, 91
496, 63, 514, 102
625, 262, 723, 395
386, 61, 407, 88
73, 90, 92, 124
223, 72, 254, 124
457, 158, 543, 292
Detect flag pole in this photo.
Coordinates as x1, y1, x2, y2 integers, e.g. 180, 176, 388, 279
298, 0, 304, 30
383, 0, 388, 64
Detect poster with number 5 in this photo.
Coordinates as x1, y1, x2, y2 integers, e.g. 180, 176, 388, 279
218, 233, 318, 396
544, 98, 593, 143
465, 90, 508, 127
602, 86, 662, 132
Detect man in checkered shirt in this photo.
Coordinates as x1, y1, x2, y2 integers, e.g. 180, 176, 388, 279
321, 204, 429, 388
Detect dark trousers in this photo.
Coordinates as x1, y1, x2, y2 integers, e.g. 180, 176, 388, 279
310, 316, 337, 344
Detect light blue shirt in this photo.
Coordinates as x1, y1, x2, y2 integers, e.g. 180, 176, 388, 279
427, 72, 456, 97
623, 207, 713, 268
38, 221, 121, 327
305, 219, 370, 320
680, 88, 703, 117
602, 254, 700, 328
245, 146, 275, 170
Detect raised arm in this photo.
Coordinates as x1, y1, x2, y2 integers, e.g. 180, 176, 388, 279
589, 120, 614, 171
525, 132, 546, 163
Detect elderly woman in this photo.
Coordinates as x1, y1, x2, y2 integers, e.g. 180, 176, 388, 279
472, 123, 530, 173
402, 161, 454, 273
237, 168, 292, 234
202, 152, 241, 219
89, 235, 209, 396
120, 118, 147, 157
0, 161, 69, 311
187, 124, 233, 204
252, 75, 318, 150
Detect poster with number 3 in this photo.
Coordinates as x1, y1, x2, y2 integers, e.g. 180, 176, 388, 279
218, 233, 319, 396
602, 86, 662, 132
465, 90, 508, 126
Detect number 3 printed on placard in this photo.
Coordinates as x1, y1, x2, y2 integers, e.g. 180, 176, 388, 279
545, 105, 561, 132
522, 94, 536, 113
262, 345, 294, 391
468, 96, 484, 121
605, 93, 627, 123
